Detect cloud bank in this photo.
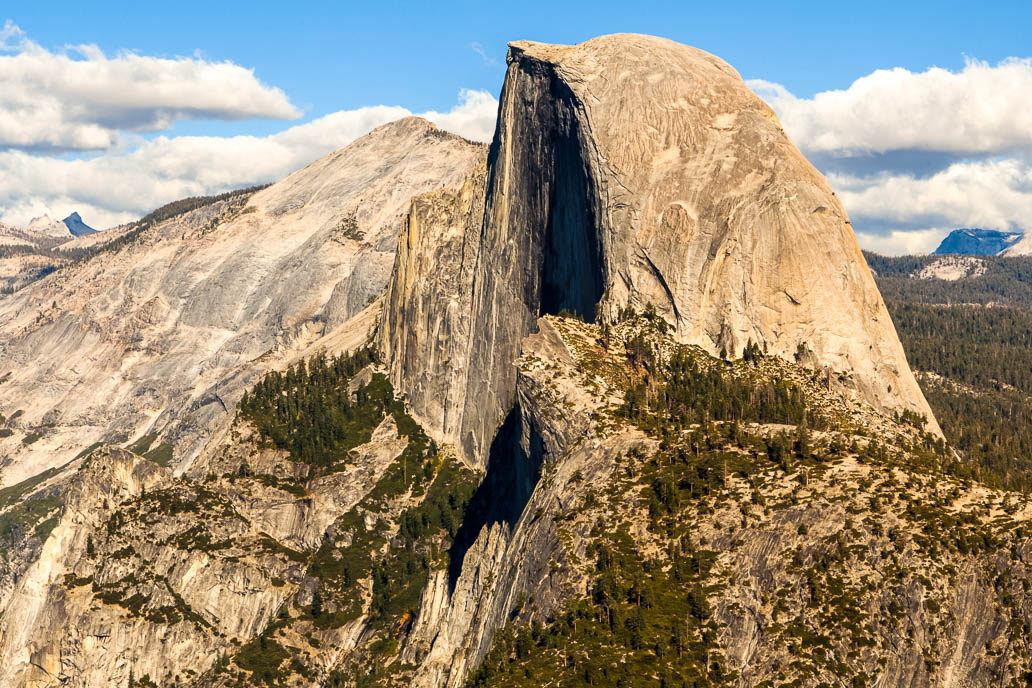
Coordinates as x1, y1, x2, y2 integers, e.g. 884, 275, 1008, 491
3, 19, 1027, 256
0, 20, 300, 152
750, 58, 1032, 156
750, 58, 1032, 254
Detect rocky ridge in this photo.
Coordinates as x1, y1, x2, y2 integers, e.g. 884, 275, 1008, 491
26, 216, 73, 240
933, 228, 1023, 256
911, 255, 988, 281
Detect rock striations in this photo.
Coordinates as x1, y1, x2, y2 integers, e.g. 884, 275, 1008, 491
381, 33, 938, 469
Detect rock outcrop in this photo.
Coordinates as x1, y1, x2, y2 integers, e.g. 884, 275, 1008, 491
61, 212, 96, 237
0, 409, 412, 687
1002, 230, 1032, 256
911, 255, 988, 281
26, 216, 73, 240
381, 34, 938, 470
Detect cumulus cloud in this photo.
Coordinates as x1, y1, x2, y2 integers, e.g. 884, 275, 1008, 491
420, 88, 498, 143
854, 228, 951, 256
0, 90, 500, 229
830, 158, 1032, 232
749, 58, 1032, 157
0, 21, 300, 151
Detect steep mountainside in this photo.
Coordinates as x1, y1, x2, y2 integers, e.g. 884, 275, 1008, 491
866, 252, 1032, 492
1004, 237, 1032, 256
3, 314, 1028, 688
62, 212, 96, 237
0, 223, 80, 293
3, 33, 1031, 688
0, 117, 483, 488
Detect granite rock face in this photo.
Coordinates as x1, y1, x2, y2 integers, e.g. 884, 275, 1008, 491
25, 216, 72, 240
377, 154, 489, 453
381, 34, 938, 469
393, 316, 1023, 688
0, 413, 409, 687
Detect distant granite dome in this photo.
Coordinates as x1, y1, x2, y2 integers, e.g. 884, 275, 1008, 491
933, 228, 1022, 255
62, 212, 95, 236
26, 215, 71, 238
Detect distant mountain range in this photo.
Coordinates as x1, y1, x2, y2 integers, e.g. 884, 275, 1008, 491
933, 228, 1024, 255
0, 211, 99, 292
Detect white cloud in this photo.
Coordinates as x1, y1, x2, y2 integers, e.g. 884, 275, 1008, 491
0, 20, 23, 50
831, 158, 1032, 234
749, 58, 1032, 156
855, 228, 949, 256
420, 88, 498, 143
0, 21, 300, 151
0, 90, 500, 229
472, 42, 500, 67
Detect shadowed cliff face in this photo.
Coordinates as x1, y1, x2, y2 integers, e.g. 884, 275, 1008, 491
457, 55, 611, 462
537, 84, 604, 321
446, 403, 544, 591
377, 57, 610, 466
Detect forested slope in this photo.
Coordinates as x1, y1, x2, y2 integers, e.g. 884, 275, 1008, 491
867, 252, 1032, 490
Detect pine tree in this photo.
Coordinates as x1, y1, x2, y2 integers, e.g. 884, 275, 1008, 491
795, 421, 811, 461
311, 586, 323, 618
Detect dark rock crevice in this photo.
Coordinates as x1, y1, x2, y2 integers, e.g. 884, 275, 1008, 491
537, 84, 605, 322
457, 54, 608, 462
447, 402, 544, 592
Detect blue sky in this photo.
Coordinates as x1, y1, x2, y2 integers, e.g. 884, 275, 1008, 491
9, 0, 1030, 126
2, 0, 1031, 253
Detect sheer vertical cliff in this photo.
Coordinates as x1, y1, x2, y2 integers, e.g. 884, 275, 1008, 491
380, 34, 938, 469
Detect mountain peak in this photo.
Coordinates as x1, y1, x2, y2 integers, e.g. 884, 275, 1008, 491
381, 33, 940, 466
933, 228, 1022, 255
61, 211, 96, 236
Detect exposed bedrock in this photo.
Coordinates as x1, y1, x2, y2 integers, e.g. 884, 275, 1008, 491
380, 33, 939, 469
